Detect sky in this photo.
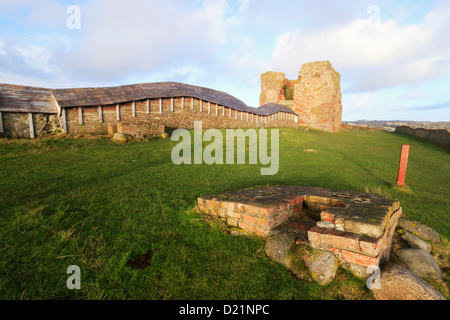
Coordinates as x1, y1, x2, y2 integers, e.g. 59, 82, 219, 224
0, 0, 449, 122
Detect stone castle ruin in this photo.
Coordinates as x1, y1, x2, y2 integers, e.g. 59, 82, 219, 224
0, 60, 342, 139
260, 60, 342, 132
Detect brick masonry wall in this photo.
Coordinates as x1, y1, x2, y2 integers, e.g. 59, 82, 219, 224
198, 195, 304, 237
308, 207, 402, 268
63, 97, 298, 136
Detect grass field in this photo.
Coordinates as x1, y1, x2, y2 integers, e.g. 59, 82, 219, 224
0, 128, 448, 300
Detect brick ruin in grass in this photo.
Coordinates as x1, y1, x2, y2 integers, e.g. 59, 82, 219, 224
197, 185, 402, 273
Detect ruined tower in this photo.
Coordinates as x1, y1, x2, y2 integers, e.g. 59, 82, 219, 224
259, 60, 342, 132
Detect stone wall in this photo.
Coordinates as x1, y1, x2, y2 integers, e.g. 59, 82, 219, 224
294, 61, 342, 132
259, 61, 343, 132
259, 72, 286, 106
198, 185, 402, 273
0, 112, 61, 139
395, 126, 450, 150
63, 97, 298, 137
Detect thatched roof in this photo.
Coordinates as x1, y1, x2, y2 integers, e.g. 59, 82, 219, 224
0, 82, 296, 116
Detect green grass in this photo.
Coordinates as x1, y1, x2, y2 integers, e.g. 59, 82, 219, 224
0, 129, 448, 300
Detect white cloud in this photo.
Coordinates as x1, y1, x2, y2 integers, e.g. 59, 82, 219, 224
58, 0, 253, 82
269, 5, 450, 93
345, 92, 373, 111
399, 90, 427, 100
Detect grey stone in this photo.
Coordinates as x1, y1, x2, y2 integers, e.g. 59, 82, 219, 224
401, 230, 432, 253
112, 132, 132, 143
305, 249, 338, 285
316, 221, 335, 229
372, 264, 445, 300
397, 248, 443, 280
265, 233, 295, 268
399, 219, 440, 243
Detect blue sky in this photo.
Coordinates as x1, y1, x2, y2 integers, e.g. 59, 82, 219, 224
0, 0, 449, 121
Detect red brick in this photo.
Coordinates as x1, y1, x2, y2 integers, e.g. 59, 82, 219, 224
359, 236, 383, 256
328, 247, 342, 259
235, 202, 245, 212
320, 211, 335, 222
286, 197, 300, 208
239, 221, 255, 233
256, 217, 275, 228
275, 211, 289, 223
307, 226, 326, 243
341, 250, 380, 267
204, 199, 217, 208
242, 213, 256, 225
226, 210, 242, 220
221, 201, 235, 211
254, 225, 270, 237
322, 229, 358, 251
244, 204, 262, 215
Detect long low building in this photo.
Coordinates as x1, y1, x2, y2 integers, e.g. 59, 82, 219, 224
0, 82, 298, 139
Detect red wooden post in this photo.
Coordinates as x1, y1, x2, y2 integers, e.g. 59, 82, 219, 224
396, 144, 410, 186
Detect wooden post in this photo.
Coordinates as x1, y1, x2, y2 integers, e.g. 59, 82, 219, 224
0, 111, 4, 133
28, 113, 35, 139
396, 144, 410, 186
62, 108, 68, 133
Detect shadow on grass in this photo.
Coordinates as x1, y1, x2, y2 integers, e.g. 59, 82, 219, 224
337, 151, 393, 188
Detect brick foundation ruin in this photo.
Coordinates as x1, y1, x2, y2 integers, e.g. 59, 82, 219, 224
197, 185, 402, 273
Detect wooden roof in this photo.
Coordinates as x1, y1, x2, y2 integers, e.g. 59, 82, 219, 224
1, 82, 296, 116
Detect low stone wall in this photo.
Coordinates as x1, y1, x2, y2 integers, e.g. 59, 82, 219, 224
341, 123, 383, 131
198, 185, 402, 273
395, 125, 450, 150
116, 122, 165, 138
198, 191, 304, 237
63, 97, 298, 136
